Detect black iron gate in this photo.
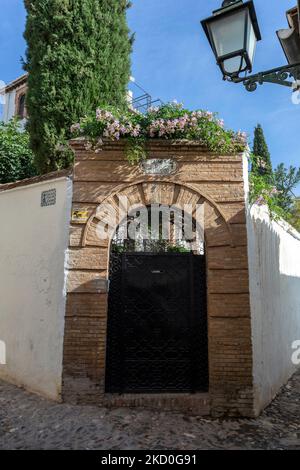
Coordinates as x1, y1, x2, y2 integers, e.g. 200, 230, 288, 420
105, 252, 208, 393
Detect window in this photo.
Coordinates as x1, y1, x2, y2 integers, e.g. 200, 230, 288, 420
18, 93, 26, 119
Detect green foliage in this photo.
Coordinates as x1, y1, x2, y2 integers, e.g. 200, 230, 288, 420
252, 124, 272, 179
249, 154, 300, 226
249, 171, 287, 221
273, 164, 300, 212
0, 119, 36, 184
125, 137, 147, 165
143, 103, 246, 153
23, 0, 133, 173
290, 199, 300, 232
250, 127, 300, 229
71, 102, 248, 164
166, 245, 191, 253
112, 242, 191, 254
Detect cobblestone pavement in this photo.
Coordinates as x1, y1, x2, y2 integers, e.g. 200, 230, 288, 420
0, 371, 300, 450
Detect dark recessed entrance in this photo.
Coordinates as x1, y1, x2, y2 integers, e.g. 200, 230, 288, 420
105, 252, 208, 394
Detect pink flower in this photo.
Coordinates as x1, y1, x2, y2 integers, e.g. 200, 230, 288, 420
148, 106, 159, 113
236, 130, 248, 144
70, 123, 81, 133
204, 111, 213, 121
131, 126, 141, 137
270, 187, 279, 195
256, 196, 266, 206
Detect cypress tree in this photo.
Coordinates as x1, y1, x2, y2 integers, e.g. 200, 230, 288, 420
252, 124, 273, 179
23, 0, 133, 173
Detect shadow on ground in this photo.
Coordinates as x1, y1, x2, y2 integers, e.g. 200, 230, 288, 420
0, 370, 300, 450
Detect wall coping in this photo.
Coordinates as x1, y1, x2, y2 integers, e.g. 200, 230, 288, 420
0, 168, 73, 194
248, 204, 300, 242
4, 73, 28, 93
69, 137, 244, 158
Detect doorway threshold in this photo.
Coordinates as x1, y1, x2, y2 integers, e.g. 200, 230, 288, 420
103, 393, 210, 416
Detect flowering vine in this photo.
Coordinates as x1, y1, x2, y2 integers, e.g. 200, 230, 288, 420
71, 102, 248, 164
249, 160, 287, 221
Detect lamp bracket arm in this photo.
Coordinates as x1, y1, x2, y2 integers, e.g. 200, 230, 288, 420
230, 63, 300, 92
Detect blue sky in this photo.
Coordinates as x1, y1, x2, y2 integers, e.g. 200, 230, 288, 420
0, 0, 299, 192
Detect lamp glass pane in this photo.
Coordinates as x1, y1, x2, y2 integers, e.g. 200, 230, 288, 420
223, 56, 246, 74
246, 13, 257, 65
209, 9, 246, 58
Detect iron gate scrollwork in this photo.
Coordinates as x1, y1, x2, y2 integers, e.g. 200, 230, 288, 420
105, 252, 208, 394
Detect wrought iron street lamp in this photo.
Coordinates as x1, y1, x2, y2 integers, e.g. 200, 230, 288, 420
201, 0, 300, 92
201, 0, 261, 78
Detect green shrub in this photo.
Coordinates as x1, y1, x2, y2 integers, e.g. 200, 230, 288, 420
0, 120, 36, 184
249, 171, 288, 221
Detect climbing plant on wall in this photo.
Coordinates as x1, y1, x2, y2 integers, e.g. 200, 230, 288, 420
249, 125, 300, 228
70, 102, 248, 164
290, 198, 300, 232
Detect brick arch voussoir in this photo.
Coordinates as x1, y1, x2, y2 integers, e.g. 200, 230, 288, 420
82, 179, 235, 248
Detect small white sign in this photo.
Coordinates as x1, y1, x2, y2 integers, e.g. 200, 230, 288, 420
140, 159, 177, 176
0, 340, 6, 365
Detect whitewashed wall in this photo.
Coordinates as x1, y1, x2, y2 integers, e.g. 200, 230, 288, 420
2, 89, 26, 128
2, 89, 16, 123
247, 205, 300, 414
0, 177, 72, 400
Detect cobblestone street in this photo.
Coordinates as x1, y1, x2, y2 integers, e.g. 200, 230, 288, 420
0, 371, 300, 450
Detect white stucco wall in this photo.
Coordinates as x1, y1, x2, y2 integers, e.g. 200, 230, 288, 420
0, 177, 72, 400
2, 89, 16, 123
2, 89, 26, 129
247, 205, 300, 414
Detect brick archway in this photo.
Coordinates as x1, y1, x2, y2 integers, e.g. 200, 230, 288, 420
82, 181, 234, 263
63, 140, 253, 417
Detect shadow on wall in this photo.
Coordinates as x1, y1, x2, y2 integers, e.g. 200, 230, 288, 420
248, 208, 300, 414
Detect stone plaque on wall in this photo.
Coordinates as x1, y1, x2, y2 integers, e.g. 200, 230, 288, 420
41, 189, 56, 207
140, 159, 177, 176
